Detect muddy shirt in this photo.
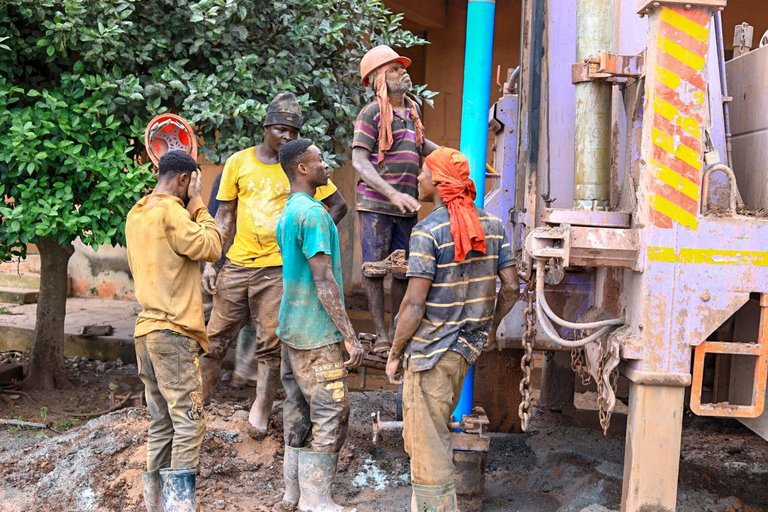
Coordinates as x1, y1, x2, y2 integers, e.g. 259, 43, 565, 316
352, 101, 422, 217
217, 147, 337, 268
126, 194, 222, 351
276, 192, 344, 350
403, 206, 514, 371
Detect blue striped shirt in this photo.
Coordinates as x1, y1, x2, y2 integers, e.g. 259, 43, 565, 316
404, 206, 514, 372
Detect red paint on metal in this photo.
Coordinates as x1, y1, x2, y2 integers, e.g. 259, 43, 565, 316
650, 211, 674, 229
652, 145, 702, 184
652, 113, 705, 153
671, 6, 711, 26
658, 22, 709, 59
656, 53, 707, 96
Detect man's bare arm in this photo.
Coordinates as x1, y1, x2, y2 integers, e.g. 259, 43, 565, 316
386, 277, 431, 384
352, 147, 420, 214
201, 199, 236, 294
421, 138, 439, 156
321, 191, 348, 225
308, 253, 364, 367
487, 266, 521, 350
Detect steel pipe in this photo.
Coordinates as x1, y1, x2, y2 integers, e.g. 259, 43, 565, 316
714, 11, 734, 170
454, 0, 497, 424
573, 0, 614, 210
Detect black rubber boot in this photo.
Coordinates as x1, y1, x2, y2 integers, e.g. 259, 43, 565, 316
142, 470, 163, 512
411, 482, 458, 512
159, 468, 196, 512
273, 445, 301, 511
297, 451, 356, 512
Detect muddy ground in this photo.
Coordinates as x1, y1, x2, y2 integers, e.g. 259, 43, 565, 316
1, 352, 767, 512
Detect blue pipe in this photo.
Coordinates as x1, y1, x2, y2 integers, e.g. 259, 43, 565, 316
453, 0, 496, 424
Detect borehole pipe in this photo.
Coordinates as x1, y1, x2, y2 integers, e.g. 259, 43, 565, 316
453, 0, 496, 423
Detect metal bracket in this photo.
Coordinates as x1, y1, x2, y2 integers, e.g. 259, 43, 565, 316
690, 294, 768, 419
572, 51, 645, 84
637, 0, 726, 16
526, 225, 571, 268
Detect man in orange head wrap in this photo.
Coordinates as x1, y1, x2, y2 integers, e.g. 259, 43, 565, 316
352, 45, 439, 356
384, 147, 520, 511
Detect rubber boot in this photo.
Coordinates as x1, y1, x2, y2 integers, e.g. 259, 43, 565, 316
297, 451, 356, 512
411, 482, 458, 512
159, 468, 196, 512
273, 445, 302, 511
200, 356, 222, 405
246, 362, 280, 440
231, 325, 259, 388
142, 470, 163, 512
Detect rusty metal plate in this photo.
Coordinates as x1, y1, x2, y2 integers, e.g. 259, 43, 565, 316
637, 0, 726, 16
543, 208, 632, 228
450, 432, 490, 452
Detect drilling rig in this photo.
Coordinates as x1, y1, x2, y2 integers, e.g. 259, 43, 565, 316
482, 0, 768, 509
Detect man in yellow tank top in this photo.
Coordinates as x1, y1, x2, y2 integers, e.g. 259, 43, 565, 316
200, 93, 348, 439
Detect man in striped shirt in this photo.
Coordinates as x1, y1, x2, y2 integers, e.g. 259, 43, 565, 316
385, 147, 519, 511
352, 45, 438, 355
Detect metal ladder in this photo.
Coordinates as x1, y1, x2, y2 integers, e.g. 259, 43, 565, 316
690, 294, 768, 418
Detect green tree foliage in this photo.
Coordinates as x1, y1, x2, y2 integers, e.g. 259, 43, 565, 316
2, 0, 429, 165
0, 0, 428, 388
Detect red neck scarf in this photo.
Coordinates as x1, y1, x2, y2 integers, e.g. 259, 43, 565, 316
424, 147, 486, 261
372, 67, 424, 164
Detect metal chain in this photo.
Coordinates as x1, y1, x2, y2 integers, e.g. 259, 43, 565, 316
739, 22, 748, 48
596, 340, 619, 436
518, 274, 536, 432
570, 347, 592, 386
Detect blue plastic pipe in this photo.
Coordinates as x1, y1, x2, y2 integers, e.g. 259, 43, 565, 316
452, 0, 496, 424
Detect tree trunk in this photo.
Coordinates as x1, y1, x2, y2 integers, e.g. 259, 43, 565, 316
23, 236, 75, 389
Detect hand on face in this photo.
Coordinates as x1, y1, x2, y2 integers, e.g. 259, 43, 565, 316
187, 170, 202, 199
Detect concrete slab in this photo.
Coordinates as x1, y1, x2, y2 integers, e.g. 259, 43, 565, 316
0, 297, 140, 363
0, 298, 380, 371
0, 288, 38, 305
0, 272, 41, 289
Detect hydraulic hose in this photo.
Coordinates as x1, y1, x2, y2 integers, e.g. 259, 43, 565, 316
534, 259, 623, 348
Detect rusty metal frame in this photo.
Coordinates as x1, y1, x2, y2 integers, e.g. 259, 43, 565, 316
690, 294, 768, 418
572, 51, 645, 84
637, 0, 726, 16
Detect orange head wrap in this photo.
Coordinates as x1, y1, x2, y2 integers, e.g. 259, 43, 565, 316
372, 66, 425, 164
424, 147, 486, 262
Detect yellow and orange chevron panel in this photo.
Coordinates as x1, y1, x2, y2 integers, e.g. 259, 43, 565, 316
648, 6, 710, 230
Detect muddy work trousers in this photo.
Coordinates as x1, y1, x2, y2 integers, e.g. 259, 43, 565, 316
281, 343, 350, 452
403, 351, 470, 486
135, 330, 206, 471
206, 263, 283, 369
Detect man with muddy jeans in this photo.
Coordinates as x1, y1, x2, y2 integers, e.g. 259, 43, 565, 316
385, 148, 519, 511
201, 93, 347, 440
274, 139, 364, 512
352, 45, 438, 355
126, 150, 223, 511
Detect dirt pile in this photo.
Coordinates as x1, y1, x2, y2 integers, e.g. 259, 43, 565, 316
1, 383, 766, 511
